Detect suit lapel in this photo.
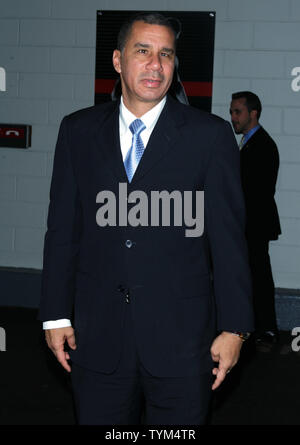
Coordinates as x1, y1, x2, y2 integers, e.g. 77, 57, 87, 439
131, 95, 185, 185
94, 100, 128, 183
242, 126, 263, 152
93, 95, 185, 185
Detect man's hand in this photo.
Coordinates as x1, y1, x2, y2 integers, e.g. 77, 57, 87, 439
45, 327, 76, 372
210, 331, 243, 390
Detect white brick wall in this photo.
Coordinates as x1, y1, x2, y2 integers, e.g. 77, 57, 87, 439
228, 0, 289, 21
0, 0, 51, 18
0, 20, 19, 45
20, 20, 77, 46
291, 0, 300, 20
50, 47, 95, 73
254, 23, 300, 50
215, 22, 253, 50
224, 52, 286, 78
0, 0, 299, 289
0, 98, 48, 123
284, 109, 300, 135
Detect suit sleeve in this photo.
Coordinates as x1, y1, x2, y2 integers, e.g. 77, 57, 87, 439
205, 120, 254, 332
242, 137, 279, 198
38, 116, 82, 322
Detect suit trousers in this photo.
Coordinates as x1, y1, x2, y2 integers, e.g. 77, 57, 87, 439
70, 303, 213, 425
246, 236, 278, 334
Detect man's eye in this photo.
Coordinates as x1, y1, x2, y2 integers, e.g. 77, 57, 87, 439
138, 49, 147, 54
161, 52, 169, 57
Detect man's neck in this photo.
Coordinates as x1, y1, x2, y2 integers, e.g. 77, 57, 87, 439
121, 95, 166, 118
243, 121, 259, 135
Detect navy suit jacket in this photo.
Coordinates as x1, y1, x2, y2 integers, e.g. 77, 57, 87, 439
39, 95, 254, 377
240, 126, 281, 241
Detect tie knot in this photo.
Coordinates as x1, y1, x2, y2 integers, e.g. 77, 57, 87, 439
239, 135, 245, 149
129, 119, 146, 136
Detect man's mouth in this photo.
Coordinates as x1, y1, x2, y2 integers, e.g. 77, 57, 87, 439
142, 78, 163, 87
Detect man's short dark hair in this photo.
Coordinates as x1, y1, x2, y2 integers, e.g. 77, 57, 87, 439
117, 12, 180, 52
231, 91, 262, 120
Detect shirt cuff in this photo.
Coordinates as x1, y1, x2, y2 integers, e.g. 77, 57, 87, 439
43, 319, 72, 330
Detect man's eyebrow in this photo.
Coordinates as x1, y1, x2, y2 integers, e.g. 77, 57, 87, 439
134, 42, 174, 53
161, 47, 174, 54
134, 42, 151, 48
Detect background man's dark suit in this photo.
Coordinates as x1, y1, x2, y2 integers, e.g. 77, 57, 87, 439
240, 126, 281, 334
39, 94, 254, 379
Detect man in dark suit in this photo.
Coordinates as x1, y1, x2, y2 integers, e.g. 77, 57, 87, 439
230, 91, 281, 347
39, 13, 254, 425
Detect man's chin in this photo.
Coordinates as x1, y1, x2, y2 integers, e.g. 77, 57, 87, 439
233, 127, 241, 135
138, 90, 166, 103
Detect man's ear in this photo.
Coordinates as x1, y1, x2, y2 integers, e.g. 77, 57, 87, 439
112, 50, 122, 74
250, 109, 258, 120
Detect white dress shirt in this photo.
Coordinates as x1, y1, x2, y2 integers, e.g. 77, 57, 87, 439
43, 95, 167, 330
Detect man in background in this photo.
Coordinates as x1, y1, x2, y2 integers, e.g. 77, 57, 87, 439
230, 91, 281, 348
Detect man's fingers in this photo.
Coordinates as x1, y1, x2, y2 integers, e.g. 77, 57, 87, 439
212, 367, 218, 376
56, 350, 71, 373
212, 368, 225, 390
44, 328, 75, 372
210, 331, 242, 390
66, 333, 77, 350
211, 352, 219, 362
47, 337, 64, 356
211, 366, 229, 390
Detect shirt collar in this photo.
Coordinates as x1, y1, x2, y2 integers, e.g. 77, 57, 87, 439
119, 96, 167, 134
244, 124, 260, 144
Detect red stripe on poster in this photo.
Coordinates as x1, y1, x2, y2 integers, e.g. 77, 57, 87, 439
95, 79, 117, 94
181, 81, 212, 97
95, 79, 212, 97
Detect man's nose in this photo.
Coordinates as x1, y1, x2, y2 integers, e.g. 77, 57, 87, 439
146, 53, 163, 71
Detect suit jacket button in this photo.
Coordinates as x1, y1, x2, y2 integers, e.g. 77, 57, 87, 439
125, 239, 133, 248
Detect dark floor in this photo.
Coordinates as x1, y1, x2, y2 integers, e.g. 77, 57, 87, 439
0, 306, 300, 426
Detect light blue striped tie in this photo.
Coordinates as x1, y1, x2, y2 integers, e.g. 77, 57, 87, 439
124, 119, 146, 183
